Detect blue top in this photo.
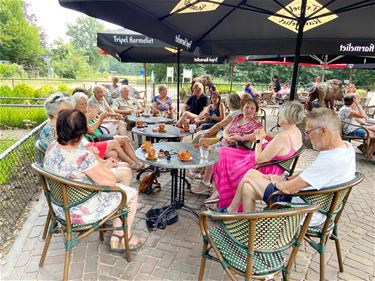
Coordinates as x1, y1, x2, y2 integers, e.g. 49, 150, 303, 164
152, 95, 172, 112
186, 94, 209, 115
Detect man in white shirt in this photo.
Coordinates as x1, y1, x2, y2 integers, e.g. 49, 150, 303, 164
226, 108, 356, 226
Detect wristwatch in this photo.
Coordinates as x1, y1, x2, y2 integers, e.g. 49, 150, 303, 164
255, 139, 261, 144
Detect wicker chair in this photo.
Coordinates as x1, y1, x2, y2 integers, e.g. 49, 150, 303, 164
267, 172, 364, 281
31, 163, 131, 281
256, 108, 267, 129
341, 121, 370, 155
35, 139, 46, 165
255, 146, 305, 176
198, 203, 318, 280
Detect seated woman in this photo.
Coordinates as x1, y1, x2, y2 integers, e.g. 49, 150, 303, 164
72, 92, 143, 170
151, 84, 174, 117
44, 109, 145, 251
195, 91, 225, 131
244, 82, 258, 100
191, 98, 263, 194
211, 101, 304, 210
338, 94, 375, 160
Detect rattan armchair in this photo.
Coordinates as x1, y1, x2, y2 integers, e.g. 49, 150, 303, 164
341, 121, 370, 155
255, 146, 305, 176
198, 203, 318, 281
267, 172, 364, 281
31, 163, 131, 281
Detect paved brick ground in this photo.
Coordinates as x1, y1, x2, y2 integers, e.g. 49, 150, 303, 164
1, 111, 374, 281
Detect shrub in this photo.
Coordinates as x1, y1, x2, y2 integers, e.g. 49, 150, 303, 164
33, 85, 56, 98
12, 84, 35, 97
0, 64, 27, 78
0, 85, 13, 97
0, 107, 46, 128
56, 84, 73, 94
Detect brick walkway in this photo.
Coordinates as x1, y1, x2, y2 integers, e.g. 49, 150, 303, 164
1, 112, 374, 281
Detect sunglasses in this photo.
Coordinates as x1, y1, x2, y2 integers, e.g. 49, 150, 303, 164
50, 95, 63, 104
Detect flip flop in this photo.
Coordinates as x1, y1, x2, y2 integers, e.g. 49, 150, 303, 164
205, 202, 217, 211
191, 185, 212, 195
110, 234, 127, 253
129, 236, 145, 251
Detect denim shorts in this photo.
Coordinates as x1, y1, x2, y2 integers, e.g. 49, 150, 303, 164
263, 183, 292, 206
347, 128, 367, 138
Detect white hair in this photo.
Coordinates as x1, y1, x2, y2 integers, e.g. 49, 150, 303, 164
306, 108, 341, 132
44, 93, 72, 118
72, 92, 88, 107
278, 101, 305, 125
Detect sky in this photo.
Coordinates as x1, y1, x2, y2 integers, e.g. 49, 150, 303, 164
25, 0, 121, 44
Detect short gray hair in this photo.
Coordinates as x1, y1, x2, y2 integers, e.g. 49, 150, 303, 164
306, 108, 341, 132
120, 85, 130, 93
158, 84, 168, 93
72, 92, 88, 107
44, 93, 72, 118
227, 93, 241, 111
278, 101, 304, 125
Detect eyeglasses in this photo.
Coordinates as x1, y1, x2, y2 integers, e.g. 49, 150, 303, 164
304, 126, 321, 137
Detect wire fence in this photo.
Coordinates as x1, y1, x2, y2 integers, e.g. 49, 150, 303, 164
0, 121, 46, 251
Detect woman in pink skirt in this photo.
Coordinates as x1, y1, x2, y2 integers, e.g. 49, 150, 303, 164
212, 101, 304, 210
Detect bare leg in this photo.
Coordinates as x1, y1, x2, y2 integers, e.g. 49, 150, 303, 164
106, 140, 135, 166
227, 169, 270, 212
114, 136, 139, 164
202, 165, 213, 183
117, 120, 127, 136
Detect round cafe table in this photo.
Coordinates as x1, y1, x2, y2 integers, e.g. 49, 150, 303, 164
127, 115, 174, 124
132, 124, 194, 143
135, 142, 219, 221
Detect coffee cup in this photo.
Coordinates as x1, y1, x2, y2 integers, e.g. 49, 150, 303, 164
159, 123, 166, 131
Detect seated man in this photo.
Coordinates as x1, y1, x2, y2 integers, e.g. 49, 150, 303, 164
226, 108, 356, 226
88, 85, 125, 135
112, 85, 145, 119
176, 81, 209, 127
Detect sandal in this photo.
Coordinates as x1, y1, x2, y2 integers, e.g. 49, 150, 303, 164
205, 202, 217, 211
191, 182, 213, 195
110, 234, 126, 253
129, 236, 145, 251
204, 190, 219, 204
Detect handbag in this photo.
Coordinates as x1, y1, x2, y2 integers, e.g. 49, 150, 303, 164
145, 206, 178, 231
138, 171, 161, 194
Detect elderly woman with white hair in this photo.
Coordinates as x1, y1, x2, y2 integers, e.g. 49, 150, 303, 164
203, 101, 304, 211
72, 92, 144, 170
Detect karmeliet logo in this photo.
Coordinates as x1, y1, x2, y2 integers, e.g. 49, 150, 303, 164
340, 43, 375, 53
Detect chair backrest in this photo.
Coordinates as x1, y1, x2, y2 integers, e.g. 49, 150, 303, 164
35, 140, 46, 165
222, 204, 318, 252
256, 146, 305, 176
31, 163, 97, 212
255, 108, 266, 128
297, 172, 363, 217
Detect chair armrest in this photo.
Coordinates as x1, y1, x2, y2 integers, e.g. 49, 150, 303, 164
99, 125, 110, 134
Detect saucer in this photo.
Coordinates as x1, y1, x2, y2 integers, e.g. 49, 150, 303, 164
145, 153, 157, 161
178, 156, 193, 162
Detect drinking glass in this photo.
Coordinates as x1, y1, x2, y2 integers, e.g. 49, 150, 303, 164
199, 146, 209, 159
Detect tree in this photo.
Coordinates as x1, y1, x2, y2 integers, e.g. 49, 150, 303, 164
0, 0, 43, 69
50, 39, 90, 79
66, 16, 106, 70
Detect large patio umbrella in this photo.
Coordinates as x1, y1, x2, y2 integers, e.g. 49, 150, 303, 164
59, 0, 375, 99
98, 28, 228, 114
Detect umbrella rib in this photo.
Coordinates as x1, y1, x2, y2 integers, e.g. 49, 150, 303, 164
306, 0, 336, 19
270, 0, 299, 19
309, 0, 375, 20
194, 0, 244, 45
159, 0, 200, 21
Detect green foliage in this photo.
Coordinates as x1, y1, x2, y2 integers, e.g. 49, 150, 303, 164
66, 16, 106, 70
0, 85, 13, 96
0, 0, 43, 68
33, 85, 55, 98
56, 84, 72, 94
0, 63, 27, 78
12, 83, 35, 97
50, 40, 90, 79
0, 106, 46, 128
